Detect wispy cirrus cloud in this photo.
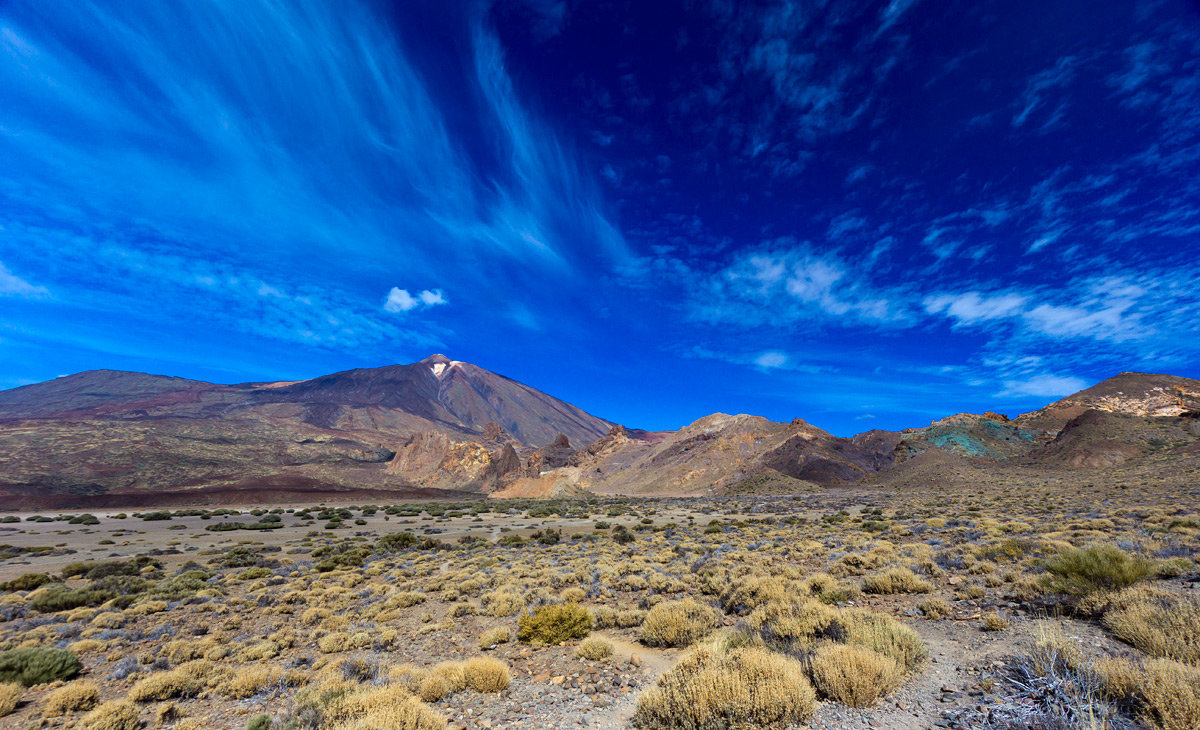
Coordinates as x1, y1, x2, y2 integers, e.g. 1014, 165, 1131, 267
0, 262, 48, 299
0, 0, 622, 357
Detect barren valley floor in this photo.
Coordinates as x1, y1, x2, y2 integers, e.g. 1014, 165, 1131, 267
1, 481, 1198, 729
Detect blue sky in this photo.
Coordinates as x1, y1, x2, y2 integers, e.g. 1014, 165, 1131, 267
1, 0, 1198, 435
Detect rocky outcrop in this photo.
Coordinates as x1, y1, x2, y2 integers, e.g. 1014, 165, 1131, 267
387, 431, 525, 491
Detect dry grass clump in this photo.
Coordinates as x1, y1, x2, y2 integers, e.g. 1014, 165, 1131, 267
640, 598, 718, 648
632, 640, 815, 729
0, 683, 21, 717
128, 669, 202, 701
809, 643, 903, 707
560, 586, 586, 603
838, 609, 927, 671
1095, 656, 1200, 730
219, 664, 307, 699
1042, 543, 1153, 597
517, 603, 592, 644
419, 673, 453, 703
430, 662, 467, 693
43, 681, 100, 716
918, 597, 952, 619
577, 637, 614, 660
981, 612, 1010, 631
462, 657, 511, 693
479, 627, 511, 649
81, 701, 142, 730
482, 590, 523, 617
719, 576, 789, 616
1101, 586, 1200, 664
861, 567, 933, 595
745, 600, 925, 671
324, 682, 446, 730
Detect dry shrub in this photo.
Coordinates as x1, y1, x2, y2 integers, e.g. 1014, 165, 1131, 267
430, 662, 466, 693
632, 641, 815, 729
0, 683, 21, 717
462, 657, 510, 693
419, 673, 453, 702
43, 681, 100, 716
384, 591, 426, 609
318, 632, 350, 654
482, 590, 523, 617
719, 576, 789, 616
128, 670, 201, 702
577, 637, 614, 660
560, 587, 586, 603
81, 701, 141, 730
1101, 586, 1200, 664
917, 597, 952, 619
325, 683, 445, 730
479, 627, 511, 649
640, 598, 718, 648
219, 664, 306, 699
746, 600, 838, 645
591, 606, 618, 629
981, 613, 1009, 631
1095, 656, 1200, 730
835, 609, 927, 671
861, 568, 932, 595
809, 643, 903, 707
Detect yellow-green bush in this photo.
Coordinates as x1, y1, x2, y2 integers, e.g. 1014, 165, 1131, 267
128, 670, 201, 702
1043, 544, 1153, 597
517, 604, 592, 644
479, 627, 511, 649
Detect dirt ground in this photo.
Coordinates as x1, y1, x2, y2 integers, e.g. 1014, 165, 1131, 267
0, 484, 1196, 729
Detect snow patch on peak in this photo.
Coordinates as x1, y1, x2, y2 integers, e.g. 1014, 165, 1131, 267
429, 360, 465, 379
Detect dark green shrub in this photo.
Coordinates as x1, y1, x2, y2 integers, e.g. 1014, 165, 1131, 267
613, 526, 635, 544
28, 584, 115, 613
518, 604, 593, 644
376, 531, 417, 551
246, 714, 272, 730
0, 648, 82, 686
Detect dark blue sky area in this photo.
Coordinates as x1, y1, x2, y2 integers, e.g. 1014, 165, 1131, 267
1, 0, 1198, 434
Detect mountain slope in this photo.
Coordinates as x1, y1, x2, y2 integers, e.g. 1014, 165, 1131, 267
0, 355, 613, 504
1017, 372, 1200, 430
